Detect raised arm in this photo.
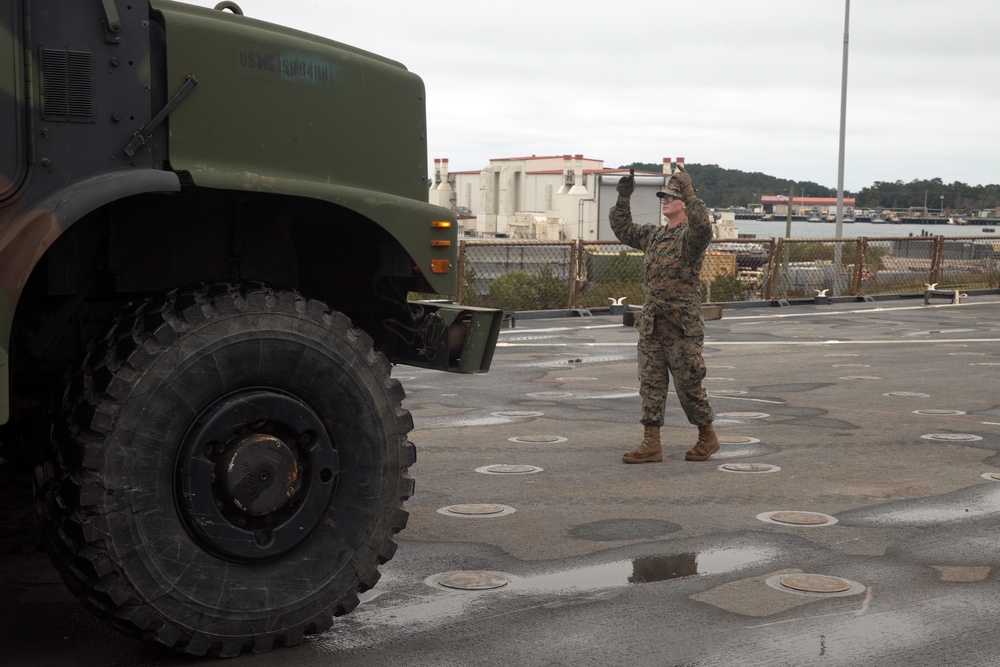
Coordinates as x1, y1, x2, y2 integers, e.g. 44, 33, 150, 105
670, 165, 712, 255
609, 170, 648, 250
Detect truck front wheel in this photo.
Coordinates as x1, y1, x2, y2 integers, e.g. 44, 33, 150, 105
36, 282, 414, 656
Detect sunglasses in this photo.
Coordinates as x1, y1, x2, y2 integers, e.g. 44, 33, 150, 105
660, 195, 678, 203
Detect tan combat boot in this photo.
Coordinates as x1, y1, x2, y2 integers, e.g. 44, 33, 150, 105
623, 425, 663, 464
685, 424, 720, 461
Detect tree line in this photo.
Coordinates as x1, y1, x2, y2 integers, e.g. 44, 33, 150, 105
624, 162, 1000, 213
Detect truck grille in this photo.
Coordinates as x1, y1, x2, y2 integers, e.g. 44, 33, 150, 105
40, 46, 94, 122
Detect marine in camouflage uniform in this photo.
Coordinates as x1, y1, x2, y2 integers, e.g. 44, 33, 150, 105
609, 165, 719, 463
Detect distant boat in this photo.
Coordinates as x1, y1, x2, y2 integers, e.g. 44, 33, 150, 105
806, 214, 823, 222
984, 227, 996, 233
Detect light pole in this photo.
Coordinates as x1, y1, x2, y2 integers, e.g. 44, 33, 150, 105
833, 0, 850, 296
939, 195, 944, 216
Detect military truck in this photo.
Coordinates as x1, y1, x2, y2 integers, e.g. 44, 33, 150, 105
0, 0, 501, 656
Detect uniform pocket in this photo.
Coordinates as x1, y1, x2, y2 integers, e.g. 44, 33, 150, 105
678, 308, 705, 337
637, 310, 654, 336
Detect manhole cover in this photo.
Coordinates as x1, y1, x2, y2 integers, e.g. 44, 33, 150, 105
839, 376, 882, 380
884, 392, 930, 398
704, 377, 736, 382
912, 409, 966, 416
757, 511, 837, 527
717, 412, 770, 419
770, 511, 831, 526
477, 464, 543, 475
778, 574, 852, 594
707, 390, 747, 396
438, 504, 516, 517
921, 433, 983, 442
492, 410, 543, 418
718, 436, 760, 445
721, 463, 778, 473
526, 392, 573, 398
433, 571, 509, 590
508, 435, 567, 444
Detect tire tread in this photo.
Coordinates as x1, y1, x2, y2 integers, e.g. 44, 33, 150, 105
37, 281, 414, 656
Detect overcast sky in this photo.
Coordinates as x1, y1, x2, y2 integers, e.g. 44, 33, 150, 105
183, 0, 998, 191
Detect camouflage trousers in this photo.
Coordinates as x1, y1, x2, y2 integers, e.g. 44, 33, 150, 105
636, 313, 714, 427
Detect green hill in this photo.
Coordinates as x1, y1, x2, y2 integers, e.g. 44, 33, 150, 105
623, 162, 1000, 212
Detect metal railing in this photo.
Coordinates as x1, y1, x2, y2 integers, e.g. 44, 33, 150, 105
442, 236, 1000, 311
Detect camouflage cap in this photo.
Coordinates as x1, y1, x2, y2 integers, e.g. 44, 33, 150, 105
656, 184, 684, 199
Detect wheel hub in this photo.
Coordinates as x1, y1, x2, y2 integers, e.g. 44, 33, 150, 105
176, 388, 339, 561
221, 434, 299, 516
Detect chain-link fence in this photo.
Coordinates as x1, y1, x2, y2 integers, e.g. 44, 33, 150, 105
933, 237, 1000, 291
769, 238, 866, 300
455, 241, 576, 311
439, 236, 1000, 311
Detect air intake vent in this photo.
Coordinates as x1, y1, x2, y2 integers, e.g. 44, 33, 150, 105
41, 46, 95, 122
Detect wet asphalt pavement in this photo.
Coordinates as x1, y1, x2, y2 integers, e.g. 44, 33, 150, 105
3, 295, 1000, 666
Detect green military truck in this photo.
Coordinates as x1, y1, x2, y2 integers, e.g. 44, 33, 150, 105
0, 0, 501, 656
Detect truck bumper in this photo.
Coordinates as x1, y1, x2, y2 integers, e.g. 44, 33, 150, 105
389, 302, 503, 374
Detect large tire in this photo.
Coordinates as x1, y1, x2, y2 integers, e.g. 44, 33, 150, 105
36, 282, 415, 656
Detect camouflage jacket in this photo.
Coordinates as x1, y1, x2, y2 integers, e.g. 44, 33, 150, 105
609, 194, 712, 332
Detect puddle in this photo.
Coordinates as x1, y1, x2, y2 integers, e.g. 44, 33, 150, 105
748, 383, 834, 393
521, 355, 634, 369
837, 483, 1000, 526
576, 390, 641, 400
415, 411, 542, 429
504, 335, 563, 342
506, 547, 778, 593
903, 328, 977, 337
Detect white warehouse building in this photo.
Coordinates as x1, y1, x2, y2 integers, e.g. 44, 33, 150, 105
427, 155, 684, 241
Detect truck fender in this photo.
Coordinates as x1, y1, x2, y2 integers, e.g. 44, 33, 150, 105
0, 169, 181, 424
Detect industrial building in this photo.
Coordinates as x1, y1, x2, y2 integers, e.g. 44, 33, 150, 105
427, 155, 682, 241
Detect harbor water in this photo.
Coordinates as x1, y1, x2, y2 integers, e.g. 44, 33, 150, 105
735, 219, 997, 240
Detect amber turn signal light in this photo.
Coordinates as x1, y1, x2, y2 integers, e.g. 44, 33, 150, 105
430, 220, 452, 229
430, 259, 451, 274
430, 240, 451, 247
